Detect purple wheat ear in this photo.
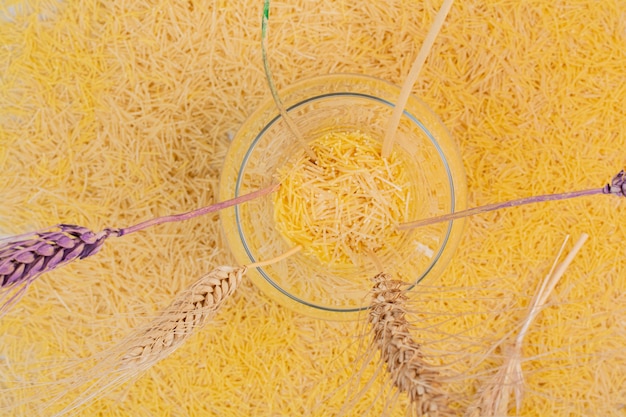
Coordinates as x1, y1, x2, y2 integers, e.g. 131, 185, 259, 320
603, 169, 626, 197
0, 184, 278, 316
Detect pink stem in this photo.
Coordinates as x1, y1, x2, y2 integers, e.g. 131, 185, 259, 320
397, 188, 604, 230
117, 184, 279, 236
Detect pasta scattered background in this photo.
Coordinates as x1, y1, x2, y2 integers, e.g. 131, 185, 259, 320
1, 0, 625, 415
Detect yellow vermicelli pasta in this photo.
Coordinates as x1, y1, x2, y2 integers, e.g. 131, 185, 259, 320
1, 1, 625, 416
273, 130, 414, 268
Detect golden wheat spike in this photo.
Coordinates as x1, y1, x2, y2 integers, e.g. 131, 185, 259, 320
120, 265, 246, 368
40, 248, 302, 416
369, 272, 451, 416
39, 266, 246, 417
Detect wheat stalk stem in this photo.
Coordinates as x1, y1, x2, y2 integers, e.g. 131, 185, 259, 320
381, 0, 455, 158
246, 245, 302, 268
399, 170, 626, 230
117, 183, 279, 236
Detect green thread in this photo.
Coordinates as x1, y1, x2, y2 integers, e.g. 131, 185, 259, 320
262, 0, 270, 27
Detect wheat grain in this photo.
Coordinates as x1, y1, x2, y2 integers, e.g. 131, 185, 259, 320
369, 272, 450, 416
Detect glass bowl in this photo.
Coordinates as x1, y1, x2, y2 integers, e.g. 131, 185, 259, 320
219, 73, 466, 319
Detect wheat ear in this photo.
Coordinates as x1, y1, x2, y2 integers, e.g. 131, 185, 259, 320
465, 233, 588, 417
369, 272, 449, 416
0, 225, 117, 316
120, 265, 246, 368
40, 265, 246, 417
120, 245, 301, 368
42, 246, 301, 416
